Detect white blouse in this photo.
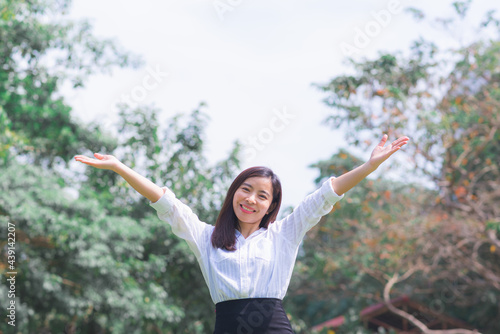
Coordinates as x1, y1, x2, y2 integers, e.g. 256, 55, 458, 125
150, 177, 343, 304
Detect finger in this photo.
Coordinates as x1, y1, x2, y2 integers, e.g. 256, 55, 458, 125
74, 155, 92, 162
94, 153, 104, 160
394, 136, 410, 143
391, 139, 409, 151
391, 136, 409, 147
74, 155, 99, 165
378, 134, 389, 147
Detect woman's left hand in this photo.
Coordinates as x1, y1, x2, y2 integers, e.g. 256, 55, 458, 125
368, 134, 409, 168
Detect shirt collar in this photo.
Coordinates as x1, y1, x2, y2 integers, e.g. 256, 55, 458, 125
235, 227, 266, 242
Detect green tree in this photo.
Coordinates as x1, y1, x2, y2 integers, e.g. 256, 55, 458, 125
0, 0, 242, 332
0, 0, 137, 167
288, 150, 432, 333
289, 2, 500, 333
0, 105, 241, 333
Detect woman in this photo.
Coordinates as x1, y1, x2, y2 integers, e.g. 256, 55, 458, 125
75, 134, 409, 333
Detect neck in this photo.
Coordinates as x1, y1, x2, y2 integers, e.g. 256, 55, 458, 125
237, 223, 261, 239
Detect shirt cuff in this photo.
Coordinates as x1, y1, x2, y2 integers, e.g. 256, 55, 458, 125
322, 177, 344, 204
149, 187, 174, 214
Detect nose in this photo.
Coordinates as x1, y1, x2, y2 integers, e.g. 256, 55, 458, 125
246, 194, 256, 204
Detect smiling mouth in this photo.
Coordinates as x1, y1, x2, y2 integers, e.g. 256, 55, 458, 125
240, 204, 256, 214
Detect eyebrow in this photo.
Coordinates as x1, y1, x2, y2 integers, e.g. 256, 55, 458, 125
242, 182, 271, 197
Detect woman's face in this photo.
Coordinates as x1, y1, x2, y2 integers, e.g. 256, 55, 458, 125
232, 176, 274, 228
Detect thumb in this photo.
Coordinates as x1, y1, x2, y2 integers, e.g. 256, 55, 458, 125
377, 134, 388, 147
94, 153, 104, 159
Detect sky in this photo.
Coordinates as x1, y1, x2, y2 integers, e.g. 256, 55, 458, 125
64, 0, 499, 209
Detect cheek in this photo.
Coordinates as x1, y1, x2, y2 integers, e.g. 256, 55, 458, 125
232, 191, 240, 201
262, 201, 272, 213
232, 191, 244, 208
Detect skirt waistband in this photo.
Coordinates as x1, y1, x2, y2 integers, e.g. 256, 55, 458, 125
214, 298, 293, 334
215, 298, 282, 315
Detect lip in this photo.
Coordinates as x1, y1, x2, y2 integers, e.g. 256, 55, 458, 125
240, 204, 255, 214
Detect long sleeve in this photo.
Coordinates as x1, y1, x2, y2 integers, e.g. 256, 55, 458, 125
148, 179, 344, 305
270, 177, 344, 248
149, 187, 213, 259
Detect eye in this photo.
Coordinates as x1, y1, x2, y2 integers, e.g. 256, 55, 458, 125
241, 187, 249, 192
259, 194, 267, 200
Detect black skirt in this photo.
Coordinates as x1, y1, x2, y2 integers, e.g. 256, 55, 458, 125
213, 298, 294, 334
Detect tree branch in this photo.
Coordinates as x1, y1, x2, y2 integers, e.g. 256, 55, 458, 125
383, 268, 482, 334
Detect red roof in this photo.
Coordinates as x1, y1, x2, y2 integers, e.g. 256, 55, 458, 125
311, 315, 345, 330
312, 295, 410, 331
311, 295, 472, 332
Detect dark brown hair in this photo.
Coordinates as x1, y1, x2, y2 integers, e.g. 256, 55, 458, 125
211, 166, 282, 250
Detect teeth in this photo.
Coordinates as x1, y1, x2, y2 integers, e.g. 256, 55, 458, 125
242, 205, 254, 212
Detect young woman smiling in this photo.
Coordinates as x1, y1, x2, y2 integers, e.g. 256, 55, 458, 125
75, 134, 409, 333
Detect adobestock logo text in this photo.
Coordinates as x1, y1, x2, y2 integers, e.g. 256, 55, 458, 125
241, 107, 295, 162
116, 64, 169, 108
339, 0, 403, 57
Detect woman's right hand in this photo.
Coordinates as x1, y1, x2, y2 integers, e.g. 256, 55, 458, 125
74, 153, 121, 171
74, 153, 164, 202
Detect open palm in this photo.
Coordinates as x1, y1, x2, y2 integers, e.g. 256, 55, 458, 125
74, 153, 120, 171
369, 135, 409, 168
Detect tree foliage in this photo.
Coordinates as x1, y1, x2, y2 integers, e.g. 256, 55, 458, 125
2, 0, 500, 333
1, 105, 240, 333
0, 0, 241, 333
288, 2, 500, 333
0, 0, 137, 167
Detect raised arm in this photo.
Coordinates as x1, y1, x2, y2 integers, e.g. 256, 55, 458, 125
331, 135, 409, 196
74, 153, 164, 203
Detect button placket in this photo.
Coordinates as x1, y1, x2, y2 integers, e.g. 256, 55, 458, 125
241, 241, 251, 296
